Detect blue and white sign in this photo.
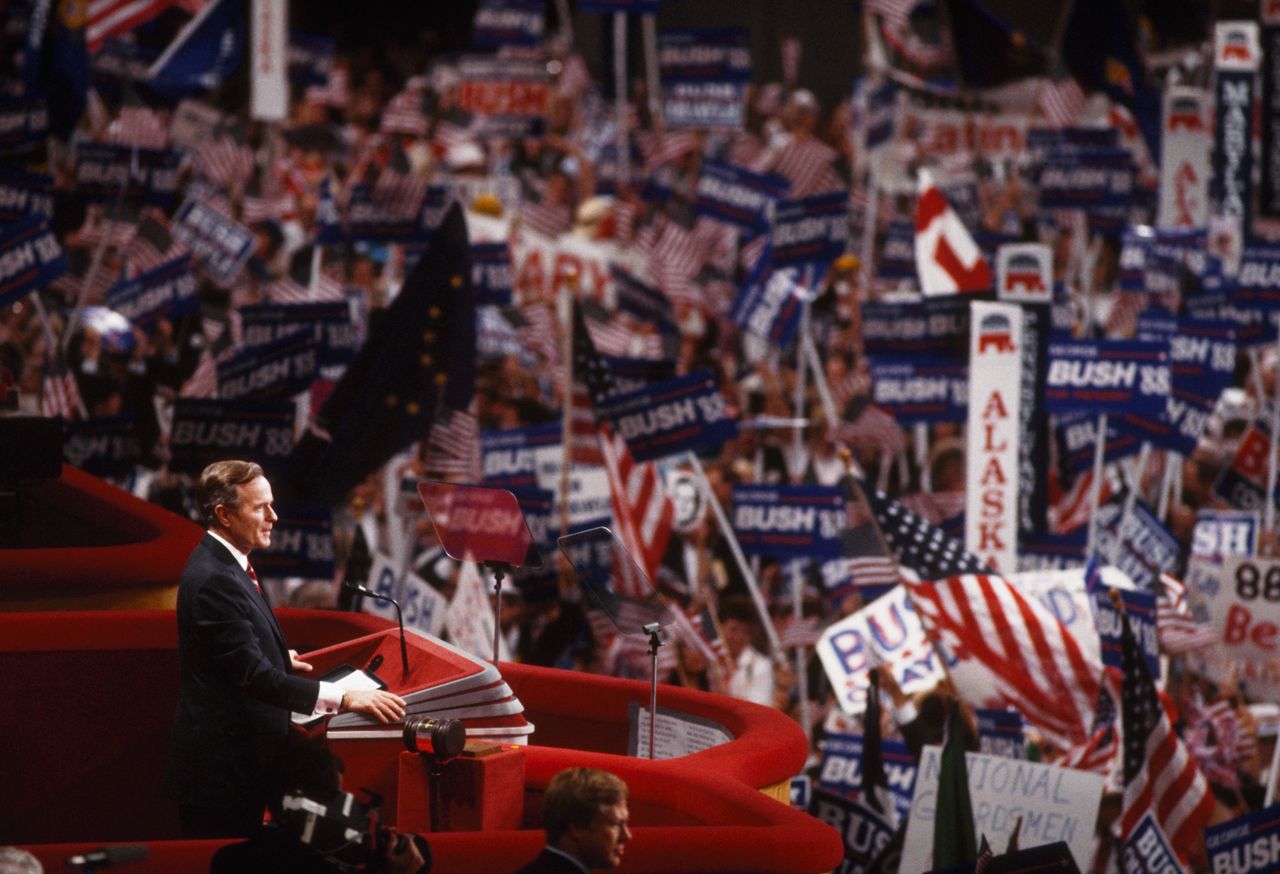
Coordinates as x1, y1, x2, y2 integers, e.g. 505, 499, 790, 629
470, 241, 513, 306
861, 296, 970, 358
168, 399, 296, 476
870, 356, 967, 424
817, 733, 918, 824
810, 789, 898, 874
0, 100, 48, 150
612, 266, 676, 332
105, 255, 198, 329
63, 416, 142, 478
1037, 148, 1134, 234
771, 193, 850, 275
876, 220, 915, 281
255, 504, 335, 580
604, 368, 738, 462
471, 0, 544, 49
732, 485, 845, 559
72, 142, 183, 205
172, 197, 255, 285
1044, 340, 1169, 417
481, 421, 562, 489
659, 29, 750, 130
1204, 802, 1280, 874
1234, 245, 1280, 310
1095, 494, 1181, 595
217, 328, 319, 402
1123, 813, 1183, 874
1058, 411, 1142, 474
694, 160, 787, 229
0, 214, 68, 307
976, 708, 1026, 760
455, 55, 550, 139
0, 169, 52, 220
239, 302, 359, 368
732, 266, 806, 347
1096, 586, 1159, 677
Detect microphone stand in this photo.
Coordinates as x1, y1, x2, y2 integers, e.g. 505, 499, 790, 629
486, 562, 510, 665
343, 581, 410, 676
644, 622, 662, 760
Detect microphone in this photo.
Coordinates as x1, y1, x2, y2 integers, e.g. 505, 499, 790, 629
343, 581, 409, 677
67, 845, 149, 869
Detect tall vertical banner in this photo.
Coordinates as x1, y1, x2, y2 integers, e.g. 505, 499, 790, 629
1157, 86, 1213, 229
966, 302, 1022, 574
250, 0, 288, 121
1262, 4, 1280, 219
1212, 21, 1261, 238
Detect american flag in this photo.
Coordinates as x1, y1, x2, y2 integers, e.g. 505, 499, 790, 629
834, 404, 905, 465
1156, 572, 1217, 654
305, 66, 350, 109
863, 486, 989, 583
122, 214, 186, 276
241, 189, 296, 225
115, 94, 169, 150
906, 573, 1102, 748
511, 302, 559, 368
180, 350, 220, 398
1185, 699, 1245, 789
639, 129, 701, 171
777, 614, 823, 649
573, 305, 674, 593
837, 513, 899, 589
1038, 73, 1087, 129
423, 401, 480, 481
1059, 685, 1118, 775
1119, 601, 1214, 860
757, 136, 842, 199
381, 85, 429, 138
87, 0, 181, 53
41, 362, 85, 419
518, 184, 574, 239
195, 136, 254, 188
371, 146, 427, 220
644, 213, 706, 308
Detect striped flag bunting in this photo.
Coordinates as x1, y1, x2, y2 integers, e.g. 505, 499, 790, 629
381, 85, 429, 137
87, 0, 181, 53
834, 404, 905, 463
904, 573, 1102, 748
777, 614, 823, 649
518, 184, 574, 239
423, 401, 480, 482
305, 66, 350, 109
1118, 600, 1214, 861
194, 136, 254, 188
1038, 73, 1087, 129
572, 304, 674, 594
41, 363, 84, 420
1156, 572, 1217, 655
756, 136, 842, 199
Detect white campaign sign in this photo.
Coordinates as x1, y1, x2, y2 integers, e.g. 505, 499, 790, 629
445, 561, 510, 662
966, 302, 1023, 574
507, 226, 647, 307
816, 585, 951, 715
1157, 86, 1212, 229
250, 0, 288, 121
362, 552, 406, 623
1007, 565, 1137, 669
996, 243, 1052, 304
362, 554, 446, 639
900, 746, 1104, 874
1211, 556, 1280, 662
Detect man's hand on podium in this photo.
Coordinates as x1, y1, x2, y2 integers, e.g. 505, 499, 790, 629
341, 688, 407, 723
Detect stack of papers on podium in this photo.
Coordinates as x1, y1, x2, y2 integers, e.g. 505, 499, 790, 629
326, 630, 534, 745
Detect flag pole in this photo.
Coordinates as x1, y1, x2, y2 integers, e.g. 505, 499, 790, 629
559, 268, 578, 583
789, 558, 813, 742
1086, 413, 1108, 557
613, 13, 629, 190
683, 449, 783, 660
1266, 333, 1280, 544
641, 13, 661, 127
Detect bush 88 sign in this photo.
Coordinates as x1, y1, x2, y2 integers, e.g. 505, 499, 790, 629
1213, 556, 1280, 661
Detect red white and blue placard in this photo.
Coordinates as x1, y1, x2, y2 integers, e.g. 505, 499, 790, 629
816, 732, 917, 823
105, 254, 198, 330
603, 368, 737, 463
694, 160, 788, 230
869, 356, 967, 424
975, 708, 1026, 760
216, 328, 319, 402
732, 485, 845, 559
771, 192, 850, 275
1204, 802, 1280, 874
1095, 586, 1159, 676
0, 214, 68, 307
470, 241, 514, 306
253, 504, 335, 580
481, 421, 561, 489
1044, 339, 1169, 417
168, 399, 297, 477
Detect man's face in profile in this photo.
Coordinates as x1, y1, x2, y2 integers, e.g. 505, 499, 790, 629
572, 800, 631, 869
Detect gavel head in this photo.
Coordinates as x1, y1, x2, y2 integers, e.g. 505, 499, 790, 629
402, 716, 467, 760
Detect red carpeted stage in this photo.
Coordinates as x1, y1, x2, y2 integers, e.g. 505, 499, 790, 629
0, 467, 842, 873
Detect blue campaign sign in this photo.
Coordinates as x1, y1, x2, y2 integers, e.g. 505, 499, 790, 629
217, 328, 320, 402
869, 356, 967, 424
732, 485, 845, 559
816, 732, 918, 824
239, 302, 359, 367
0, 214, 69, 307
253, 504, 334, 580
1205, 802, 1280, 874
481, 421, 561, 488
1044, 339, 1169, 417
0, 168, 53, 221
1058, 410, 1142, 473
1037, 148, 1134, 235
857, 77, 898, 150
694, 160, 788, 229
604, 369, 737, 462
168, 399, 297, 476
0, 100, 48, 150
1233, 244, 1280, 310
877, 220, 916, 280
105, 255, 198, 329
172, 198, 255, 285
790, 775, 811, 809
288, 32, 336, 85
62, 416, 142, 478
772, 193, 850, 275
862, 296, 970, 358
1018, 531, 1087, 571
471, 0, 544, 48
1123, 813, 1182, 874
731, 266, 806, 347
1026, 127, 1120, 155
603, 356, 677, 394
72, 142, 183, 206
612, 267, 677, 332
578, 0, 660, 13
336, 183, 444, 244
659, 29, 750, 130
809, 789, 897, 874
976, 708, 1026, 760
1095, 587, 1159, 677
455, 56, 550, 139
470, 241, 513, 306
1094, 493, 1181, 595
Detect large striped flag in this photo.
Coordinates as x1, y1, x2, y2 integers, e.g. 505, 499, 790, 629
914, 168, 993, 295
1118, 598, 1214, 861
87, 0, 184, 53
423, 400, 480, 482
904, 573, 1102, 749
572, 304, 674, 596
1156, 571, 1217, 655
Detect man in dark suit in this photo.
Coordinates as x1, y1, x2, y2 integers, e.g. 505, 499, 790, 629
166, 459, 407, 838
514, 768, 631, 873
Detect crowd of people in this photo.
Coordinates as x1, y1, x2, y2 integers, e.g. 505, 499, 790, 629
5, 3, 1280, 870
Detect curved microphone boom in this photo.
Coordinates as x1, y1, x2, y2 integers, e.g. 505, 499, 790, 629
343, 580, 410, 677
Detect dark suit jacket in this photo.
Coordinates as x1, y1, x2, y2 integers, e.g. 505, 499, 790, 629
165, 533, 320, 809
512, 847, 590, 874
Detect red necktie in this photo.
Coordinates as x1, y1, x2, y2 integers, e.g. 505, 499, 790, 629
247, 563, 262, 593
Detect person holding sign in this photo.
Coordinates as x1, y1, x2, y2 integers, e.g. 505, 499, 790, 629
165, 460, 407, 838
